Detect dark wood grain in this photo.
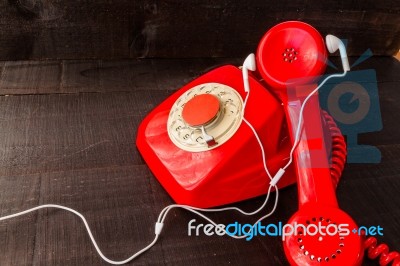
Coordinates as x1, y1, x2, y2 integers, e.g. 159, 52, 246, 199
0, 1, 399, 60
0, 58, 241, 95
0, 61, 61, 94
0, 57, 398, 266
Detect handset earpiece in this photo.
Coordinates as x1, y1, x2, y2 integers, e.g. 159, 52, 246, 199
242, 53, 256, 92
326, 34, 350, 72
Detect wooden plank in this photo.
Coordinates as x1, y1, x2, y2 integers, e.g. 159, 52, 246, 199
60, 60, 157, 93
60, 58, 242, 93
0, 1, 399, 59
0, 58, 243, 95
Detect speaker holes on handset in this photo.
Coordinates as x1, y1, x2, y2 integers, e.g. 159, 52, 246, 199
283, 48, 299, 63
295, 216, 346, 263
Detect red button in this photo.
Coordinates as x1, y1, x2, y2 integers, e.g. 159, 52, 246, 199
182, 94, 220, 127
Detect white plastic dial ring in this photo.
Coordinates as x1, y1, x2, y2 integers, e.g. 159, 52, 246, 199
167, 83, 243, 152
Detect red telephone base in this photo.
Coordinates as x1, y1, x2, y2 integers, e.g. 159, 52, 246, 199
137, 65, 296, 208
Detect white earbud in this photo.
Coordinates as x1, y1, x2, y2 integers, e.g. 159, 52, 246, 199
242, 53, 256, 92
326, 34, 350, 72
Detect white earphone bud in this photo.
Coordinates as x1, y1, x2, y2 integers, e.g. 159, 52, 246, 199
326, 34, 350, 72
242, 53, 256, 93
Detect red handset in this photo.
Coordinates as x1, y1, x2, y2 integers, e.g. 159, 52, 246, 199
256, 21, 363, 265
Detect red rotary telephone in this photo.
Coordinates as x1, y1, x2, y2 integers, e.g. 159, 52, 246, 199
137, 21, 398, 265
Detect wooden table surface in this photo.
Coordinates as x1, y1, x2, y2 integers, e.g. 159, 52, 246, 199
0, 57, 399, 265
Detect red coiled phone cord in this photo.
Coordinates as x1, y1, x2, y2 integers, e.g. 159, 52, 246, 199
323, 111, 400, 266
363, 234, 400, 266
321, 110, 347, 189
